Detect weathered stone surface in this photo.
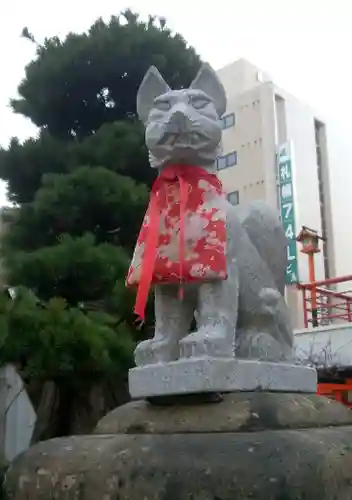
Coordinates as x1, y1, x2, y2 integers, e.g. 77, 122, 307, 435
95, 391, 352, 435
129, 358, 317, 398
5, 426, 352, 499
5, 393, 352, 499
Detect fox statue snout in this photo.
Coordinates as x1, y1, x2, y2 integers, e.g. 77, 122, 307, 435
166, 109, 192, 134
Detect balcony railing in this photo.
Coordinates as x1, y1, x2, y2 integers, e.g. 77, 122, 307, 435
297, 275, 352, 328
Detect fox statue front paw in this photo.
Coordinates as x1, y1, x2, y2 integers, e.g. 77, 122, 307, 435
179, 328, 232, 359
134, 338, 180, 366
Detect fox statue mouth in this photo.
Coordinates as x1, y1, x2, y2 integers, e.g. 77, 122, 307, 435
158, 132, 209, 147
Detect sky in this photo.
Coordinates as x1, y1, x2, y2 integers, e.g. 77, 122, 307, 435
0, 0, 351, 270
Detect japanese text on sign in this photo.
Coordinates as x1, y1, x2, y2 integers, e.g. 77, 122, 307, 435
277, 142, 298, 285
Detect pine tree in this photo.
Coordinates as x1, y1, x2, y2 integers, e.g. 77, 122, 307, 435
0, 10, 201, 438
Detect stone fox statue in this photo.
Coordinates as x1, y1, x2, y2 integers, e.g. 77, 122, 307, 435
127, 63, 294, 366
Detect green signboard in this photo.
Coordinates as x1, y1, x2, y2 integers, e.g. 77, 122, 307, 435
277, 142, 299, 285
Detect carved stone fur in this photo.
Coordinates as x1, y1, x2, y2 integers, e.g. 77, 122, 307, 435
133, 63, 293, 366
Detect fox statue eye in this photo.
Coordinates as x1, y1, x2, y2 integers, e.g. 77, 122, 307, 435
154, 99, 171, 111
190, 97, 210, 110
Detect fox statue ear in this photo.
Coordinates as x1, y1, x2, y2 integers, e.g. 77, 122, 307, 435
190, 63, 227, 117
137, 66, 171, 123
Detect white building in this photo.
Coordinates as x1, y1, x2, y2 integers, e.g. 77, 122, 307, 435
216, 59, 335, 328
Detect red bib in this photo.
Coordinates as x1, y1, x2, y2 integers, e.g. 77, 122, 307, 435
126, 165, 228, 319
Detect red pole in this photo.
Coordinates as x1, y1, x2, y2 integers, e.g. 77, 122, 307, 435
302, 288, 308, 328
347, 300, 352, 322
308, 252, 318, 327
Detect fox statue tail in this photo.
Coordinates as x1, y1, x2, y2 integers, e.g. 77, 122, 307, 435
236, 200, 288, 297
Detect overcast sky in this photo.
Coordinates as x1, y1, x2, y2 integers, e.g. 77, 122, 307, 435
0, 0, 351, 269
1, 0, 350, 144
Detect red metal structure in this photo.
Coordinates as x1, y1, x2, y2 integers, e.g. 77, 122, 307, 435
295, 227, 352, 409
297, 275, 352, 328
317, 379, 352, 409
297, 276, 352, 409
296, 226, 324, 326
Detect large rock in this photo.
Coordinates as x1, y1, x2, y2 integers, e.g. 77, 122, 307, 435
95, 391, 351, 433
5, 392, 352, 499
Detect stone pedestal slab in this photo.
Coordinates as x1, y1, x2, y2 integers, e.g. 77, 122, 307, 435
129, 357, 317, 399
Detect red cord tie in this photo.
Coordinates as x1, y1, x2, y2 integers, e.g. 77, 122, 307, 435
134, 165, 222, 321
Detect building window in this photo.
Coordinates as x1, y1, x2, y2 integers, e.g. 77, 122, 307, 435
227, 190, 239, 206
217, 151, 237, 170
220, 113, 235, 130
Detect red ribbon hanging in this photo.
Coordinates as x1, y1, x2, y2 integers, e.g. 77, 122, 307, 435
134, 164, 223, 321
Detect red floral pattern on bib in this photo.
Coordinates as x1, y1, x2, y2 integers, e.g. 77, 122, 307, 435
126, 165, 228, 319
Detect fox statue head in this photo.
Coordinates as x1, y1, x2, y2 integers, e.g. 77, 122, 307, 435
137, 63, 227, 171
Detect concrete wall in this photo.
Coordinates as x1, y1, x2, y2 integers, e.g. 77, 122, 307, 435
218, 85, 268, 206
294, 324, 352, 367
217, 58, 271, 100
0, 364, 36, 462
324, 122, 352, 281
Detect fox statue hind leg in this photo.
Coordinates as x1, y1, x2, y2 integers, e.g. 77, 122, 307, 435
179, 200, 293, 363
232, 201, 294, 361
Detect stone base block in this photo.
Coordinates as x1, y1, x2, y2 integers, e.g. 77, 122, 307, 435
95, 392, 352, 435
6, 429, 352, 499
129, 357, 317, 399
5, 393, 352, 500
